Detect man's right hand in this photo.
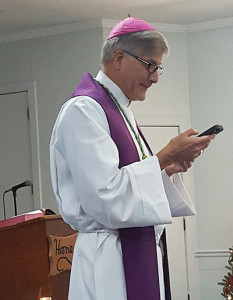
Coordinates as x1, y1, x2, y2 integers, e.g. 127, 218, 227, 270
156, 128, 215, 171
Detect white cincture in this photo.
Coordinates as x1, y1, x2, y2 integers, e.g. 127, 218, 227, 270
78, 228, 119, 234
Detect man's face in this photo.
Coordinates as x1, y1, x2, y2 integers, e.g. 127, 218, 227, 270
119, 52, 163, 101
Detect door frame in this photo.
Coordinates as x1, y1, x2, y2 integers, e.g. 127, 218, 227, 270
136, 115, 199, 300
0, 81, 42, 210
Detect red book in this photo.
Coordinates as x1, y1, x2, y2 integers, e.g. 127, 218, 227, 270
0, 210, 45, 229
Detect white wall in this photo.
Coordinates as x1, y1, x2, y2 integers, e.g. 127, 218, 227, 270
187, 25, 233, 299
0, 27, 103, 212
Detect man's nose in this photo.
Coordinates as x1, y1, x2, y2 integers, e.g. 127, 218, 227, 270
149, 70, 159, 83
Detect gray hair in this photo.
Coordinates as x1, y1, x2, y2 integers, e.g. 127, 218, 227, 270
101, 30, 169, 66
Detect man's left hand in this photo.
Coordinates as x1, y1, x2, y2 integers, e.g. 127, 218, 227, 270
165, 161, 192, 177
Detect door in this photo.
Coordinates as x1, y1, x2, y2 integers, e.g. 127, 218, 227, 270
141, 126, 189, 300
0, 92, 33, 220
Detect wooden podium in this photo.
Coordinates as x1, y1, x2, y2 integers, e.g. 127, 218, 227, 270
0, 215, 77, 300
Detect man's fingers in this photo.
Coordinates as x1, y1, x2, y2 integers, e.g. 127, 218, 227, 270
183, 128, 199, 137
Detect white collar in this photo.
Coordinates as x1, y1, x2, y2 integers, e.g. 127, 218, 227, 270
95, 70, 130, 108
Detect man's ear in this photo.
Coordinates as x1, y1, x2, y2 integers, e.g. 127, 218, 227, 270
112, 50, 125, 70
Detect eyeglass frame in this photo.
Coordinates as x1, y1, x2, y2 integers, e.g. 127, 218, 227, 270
123, 50, 164, 75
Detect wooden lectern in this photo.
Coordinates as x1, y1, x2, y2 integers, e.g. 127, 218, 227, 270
0, 215, 77, 300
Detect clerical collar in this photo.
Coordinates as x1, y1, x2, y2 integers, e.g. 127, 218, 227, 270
95, 70, 131, 108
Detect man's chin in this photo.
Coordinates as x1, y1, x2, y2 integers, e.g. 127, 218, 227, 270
130, 94, 146, 101
136, 95, 146, 101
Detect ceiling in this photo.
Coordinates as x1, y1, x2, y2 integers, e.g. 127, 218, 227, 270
1, 0, 233, 37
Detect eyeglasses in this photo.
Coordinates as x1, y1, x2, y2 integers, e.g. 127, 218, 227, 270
123, 50, 164, 75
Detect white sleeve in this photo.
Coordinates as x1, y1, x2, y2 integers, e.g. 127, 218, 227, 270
51, 96, 173, 229
161, 170, 197, 217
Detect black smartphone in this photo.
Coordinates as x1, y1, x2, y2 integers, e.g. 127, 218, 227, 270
197, 124, 223, 137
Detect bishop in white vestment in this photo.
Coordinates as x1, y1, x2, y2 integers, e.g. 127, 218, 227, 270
50, 17, 214, 300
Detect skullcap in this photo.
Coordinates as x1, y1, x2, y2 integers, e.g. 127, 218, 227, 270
107, 17, 156, 40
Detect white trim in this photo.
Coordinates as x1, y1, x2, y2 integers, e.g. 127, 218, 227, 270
0, 81, 42, 210
195, 250, 229, 258
1, 16, 233, 44
186, 17, 233, 32
102, 19, 186, 33
103, 17, 233, 33
0, 19, 103, 44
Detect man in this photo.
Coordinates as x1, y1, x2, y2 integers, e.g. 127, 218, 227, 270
50, 17, 214, 300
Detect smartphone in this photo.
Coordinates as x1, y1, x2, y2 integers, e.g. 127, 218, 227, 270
197, 124, 223, 137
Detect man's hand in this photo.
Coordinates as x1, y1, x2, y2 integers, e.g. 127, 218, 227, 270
165, 161, 192, 177
156, 128, 215, 171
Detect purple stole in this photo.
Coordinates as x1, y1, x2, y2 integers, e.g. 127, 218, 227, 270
71, 73, 172, 300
